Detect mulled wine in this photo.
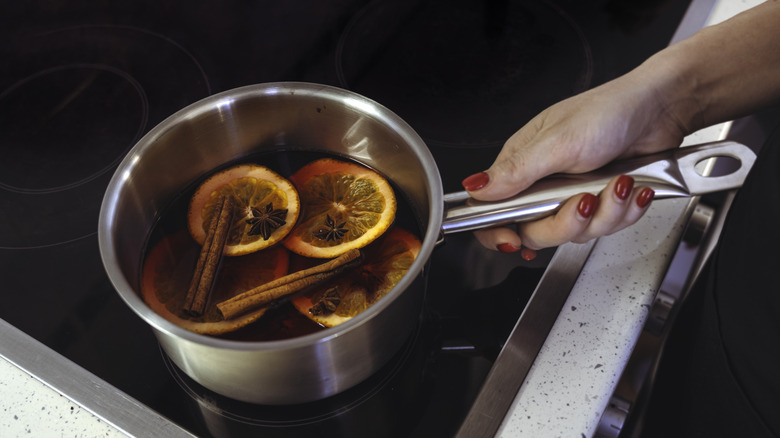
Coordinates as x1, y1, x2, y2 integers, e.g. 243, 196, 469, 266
141, 149, 423, 342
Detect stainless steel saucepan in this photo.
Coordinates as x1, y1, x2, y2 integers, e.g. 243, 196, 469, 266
98, 82, 754, 404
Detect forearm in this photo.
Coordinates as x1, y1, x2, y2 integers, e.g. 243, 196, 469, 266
639, 0, 780, 134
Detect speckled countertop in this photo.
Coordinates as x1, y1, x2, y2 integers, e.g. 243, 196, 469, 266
0, 2, 760, 437
496, 194, 694, 437
0, 357, 125, 437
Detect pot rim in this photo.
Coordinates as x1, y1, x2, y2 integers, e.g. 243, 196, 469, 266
98, 81, 445, 352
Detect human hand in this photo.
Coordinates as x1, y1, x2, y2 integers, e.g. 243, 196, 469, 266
463, 73, 687, 258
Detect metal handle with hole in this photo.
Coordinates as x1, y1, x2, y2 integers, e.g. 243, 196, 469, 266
441, 141, 756, 234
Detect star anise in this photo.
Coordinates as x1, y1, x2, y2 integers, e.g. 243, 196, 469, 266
246, 203, 287, 240
314, 214, 348, 242
309, 287, 341, 316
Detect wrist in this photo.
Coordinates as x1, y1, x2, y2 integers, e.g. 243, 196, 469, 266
633, 42, 705, 136
636, 1, 780, 134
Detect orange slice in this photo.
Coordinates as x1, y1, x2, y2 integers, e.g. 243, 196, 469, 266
187, 164, 300, 256
141, 230, 290, 335
291, 226, 421, 327
283, 158, 396, 259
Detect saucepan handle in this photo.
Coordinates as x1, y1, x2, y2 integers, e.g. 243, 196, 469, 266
440, 140, 756, 234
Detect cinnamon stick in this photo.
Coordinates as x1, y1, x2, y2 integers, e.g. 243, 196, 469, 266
182, 195, 235, 316
217, 248, 363, 320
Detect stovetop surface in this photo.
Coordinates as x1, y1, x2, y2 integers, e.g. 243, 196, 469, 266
0, 1, 689, 436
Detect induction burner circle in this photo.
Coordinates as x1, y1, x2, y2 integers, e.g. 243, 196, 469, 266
0, 25, 211, 249
0, 64, 147, 194
337, 0, 593, 148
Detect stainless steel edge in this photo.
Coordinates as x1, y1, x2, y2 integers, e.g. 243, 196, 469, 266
669, 0, 716, 44
455, 240, 597, 438
0, 318, 194, 438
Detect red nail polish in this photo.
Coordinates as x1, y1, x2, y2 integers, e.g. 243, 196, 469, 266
462, 172, 490, 192
614, 175, 634, 201
636, 187, 655, 208
577, 193, 599, 219
521, 247, 537, 261
497, 243, 521, 253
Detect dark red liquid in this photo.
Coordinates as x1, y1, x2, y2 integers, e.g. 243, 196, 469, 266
142, 149, 422, 341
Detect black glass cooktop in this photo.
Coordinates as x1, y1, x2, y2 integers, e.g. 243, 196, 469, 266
0, 1, 690, 436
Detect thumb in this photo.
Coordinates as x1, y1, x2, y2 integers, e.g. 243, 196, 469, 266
463, 140, 559, 202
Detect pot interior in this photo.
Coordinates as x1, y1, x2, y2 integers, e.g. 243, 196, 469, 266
99, 82, 443, 342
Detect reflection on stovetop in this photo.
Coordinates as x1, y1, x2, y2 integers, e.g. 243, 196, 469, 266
0, 0, 692, 435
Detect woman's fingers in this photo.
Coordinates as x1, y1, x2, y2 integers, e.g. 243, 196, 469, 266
517, 193, 600, 249
620, 187, 656, 229
521, 176, 656, 247
472, 192, 597, 253
570, 175, 635, 243
474, 226, 522, 253
472, 226, 538, 260
473, 175, 656, 254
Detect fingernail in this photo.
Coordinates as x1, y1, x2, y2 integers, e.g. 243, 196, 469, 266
636, 187, 655, 208
577, 193, 599, 219
462, 172, 490, 192
614, 175, 634, 201
521, 247, 537, 261
497, 243, 521, 253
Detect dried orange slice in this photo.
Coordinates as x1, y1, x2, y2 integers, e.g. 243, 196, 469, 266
141, 230, 290, 335
283, 158, 396, 259
291, 227, 420, 327
187, 164, 300, 256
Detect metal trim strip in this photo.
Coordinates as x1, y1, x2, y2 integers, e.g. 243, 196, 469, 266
0, 318, 194, 437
